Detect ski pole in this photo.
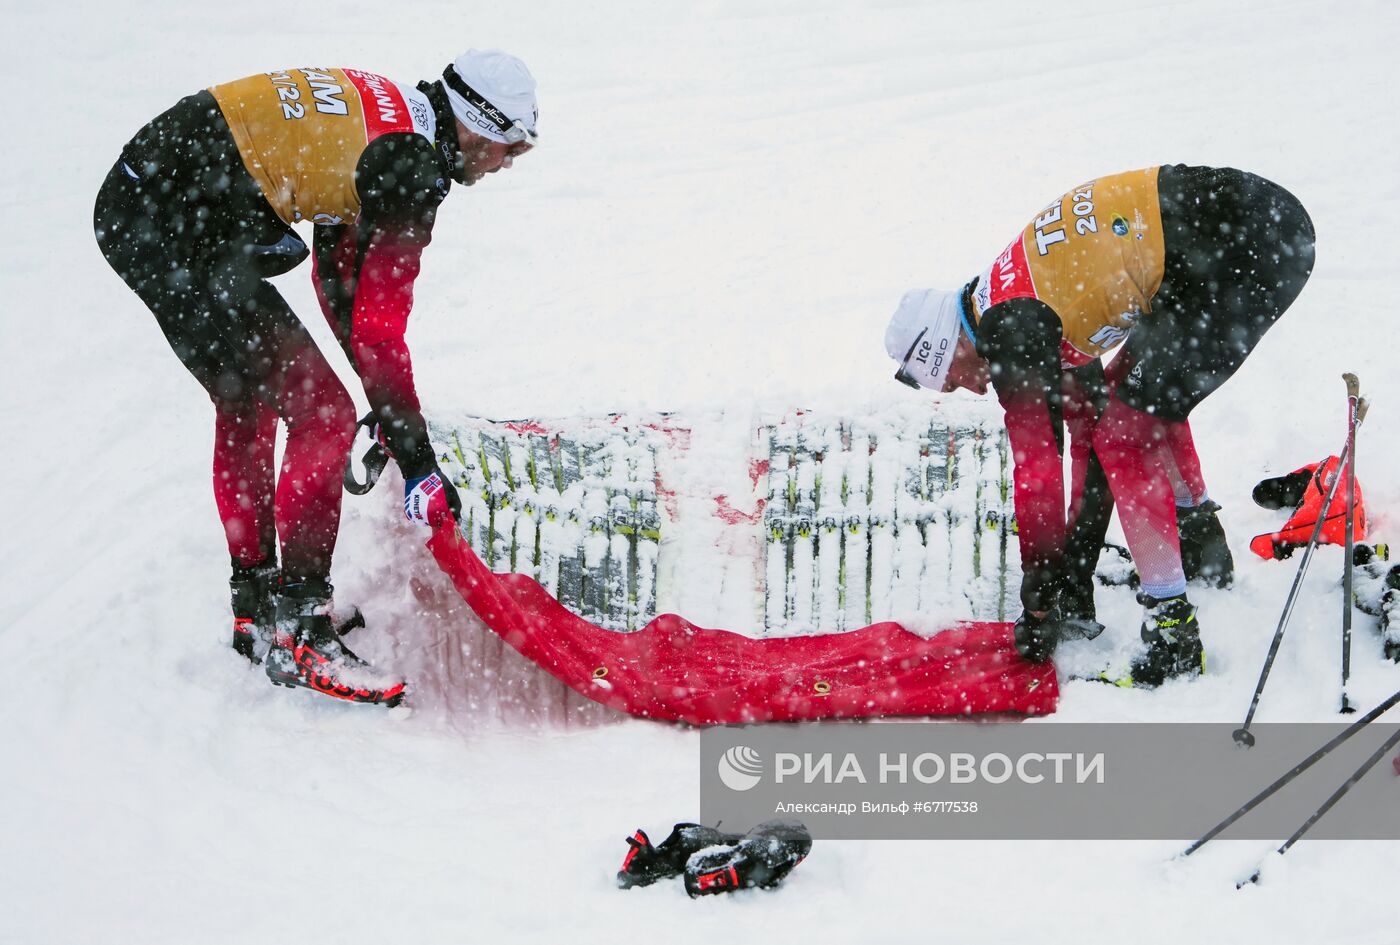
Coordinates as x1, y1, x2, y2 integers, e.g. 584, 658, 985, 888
1238, 718, 1400, 887
1233, 401, 1368, 748
1340, 374, 1360, 714
1184, 686, 1400, 857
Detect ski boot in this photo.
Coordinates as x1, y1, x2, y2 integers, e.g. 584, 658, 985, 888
229, 560, 279, 664
1381, 569, 1400, 664
683, 821, 812, 897
1252, 469, 1313, 510
1178, 500, 1234, 588
1129, 592, 1204, 688
267, 580, 405, 706
617, 823, 743, 889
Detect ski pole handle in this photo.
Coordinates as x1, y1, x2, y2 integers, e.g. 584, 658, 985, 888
1343, 372, 1360, 401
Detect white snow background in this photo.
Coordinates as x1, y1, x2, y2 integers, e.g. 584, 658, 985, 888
3, 1, 1398, 942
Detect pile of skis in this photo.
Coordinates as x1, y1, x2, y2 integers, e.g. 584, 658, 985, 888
422, 402, 1021, 634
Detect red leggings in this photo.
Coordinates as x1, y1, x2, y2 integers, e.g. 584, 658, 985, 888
210, 337, 357, 581
95, 151, 357, 582
1092, 395, 1207, 599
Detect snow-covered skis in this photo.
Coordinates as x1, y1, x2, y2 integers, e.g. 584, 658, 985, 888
424, 403, 1018, 635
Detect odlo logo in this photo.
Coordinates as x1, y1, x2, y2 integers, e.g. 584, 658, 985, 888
718, 746, 764, 791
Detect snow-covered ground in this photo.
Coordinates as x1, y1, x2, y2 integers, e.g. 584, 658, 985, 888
4, 1, 1398, 941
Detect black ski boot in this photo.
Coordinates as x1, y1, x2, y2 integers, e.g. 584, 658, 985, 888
683, 820, 812, 897
617, 823, 743, 889
1178, 500, 1234, 589
1252, 469, 1313, 510
229, 560, 279, 664
1381, 569, 1400, 663
1350, 549, 1399, 662
267, 580, 405, 706
1129, 593, 1204, 688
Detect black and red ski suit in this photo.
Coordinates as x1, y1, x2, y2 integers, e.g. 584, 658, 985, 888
967, 165, 1315, 614
94, 68, 464, 584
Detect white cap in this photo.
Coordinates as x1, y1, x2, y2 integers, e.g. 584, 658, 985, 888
885, 288, 963, 391
445, 49, 538, 143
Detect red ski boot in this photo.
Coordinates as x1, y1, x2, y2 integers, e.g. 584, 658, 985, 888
266, 581, 405, 707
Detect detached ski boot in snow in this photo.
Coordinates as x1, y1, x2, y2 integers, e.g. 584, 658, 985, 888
683, 820, 812, 898
1128, 593, 1204, 688
617, 823, 742, 889
1376, 566, 1400, 663
267, 581, 405, 706
1350, 548, 1399, 663
1178, 500, 1235, 589
229, 560, 279, 664
1252, 469, 1313, 511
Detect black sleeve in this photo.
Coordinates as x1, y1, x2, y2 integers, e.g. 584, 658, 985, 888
313, 135, 447, 347
979, 298, 1064, 415
354, 132, 450, 238
979, 298, 1068, 614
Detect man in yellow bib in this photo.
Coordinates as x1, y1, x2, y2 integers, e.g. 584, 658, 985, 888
886, 166, 1314, 685
95, 51, 539, 705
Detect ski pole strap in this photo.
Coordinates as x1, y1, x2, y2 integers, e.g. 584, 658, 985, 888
344, 417, 390, 496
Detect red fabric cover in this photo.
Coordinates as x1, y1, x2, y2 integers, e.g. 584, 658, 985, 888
426, 520, 1059, 725
1250, 456, 1367, 560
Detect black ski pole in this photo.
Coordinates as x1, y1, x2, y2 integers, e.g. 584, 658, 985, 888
1340, 374, 1361, 714
1233, 407, 1366, 748
1238, 719, 1400, 887
1184, 686, 1400, 857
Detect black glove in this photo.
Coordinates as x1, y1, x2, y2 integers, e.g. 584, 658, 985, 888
1013, 610, 1060, 663
1014, 607, 1104, 663
1177, 500, 1235, 589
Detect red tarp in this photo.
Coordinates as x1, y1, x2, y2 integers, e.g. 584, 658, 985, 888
427, 520, 1059, 724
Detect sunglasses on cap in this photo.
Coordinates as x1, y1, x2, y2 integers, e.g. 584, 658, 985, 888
894, 328, 928, 389
893, 327, 958, 392
443, 67, 538, 146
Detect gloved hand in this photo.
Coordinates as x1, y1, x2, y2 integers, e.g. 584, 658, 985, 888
1013, 610, 1060, 663
403, 465, 461, 527
1013, 607, 1104, 663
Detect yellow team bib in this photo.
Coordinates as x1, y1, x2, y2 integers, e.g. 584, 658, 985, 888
971, 167, 1167, 368
209, 67, 437, 226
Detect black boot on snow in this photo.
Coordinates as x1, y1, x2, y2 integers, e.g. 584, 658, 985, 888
617, 823, 743, 889
1178, 501, 1234, 589
1252, 469, 1313, 510
230, 560, 279, 664
1381, 569, 1400, 663
683, 820, 812, 897
1129, 593, 1204, 688
269, 581, 405, 706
